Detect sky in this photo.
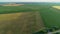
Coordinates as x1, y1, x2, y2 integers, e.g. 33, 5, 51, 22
0, 0, 60, 2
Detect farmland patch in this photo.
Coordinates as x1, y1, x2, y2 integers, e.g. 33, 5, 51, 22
52, 6, 60, 9
0, 12, 44, 34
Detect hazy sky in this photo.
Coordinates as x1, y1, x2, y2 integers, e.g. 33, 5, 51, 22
0, 0, 60, 2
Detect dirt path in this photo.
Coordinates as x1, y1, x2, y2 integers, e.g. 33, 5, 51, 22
48, 30, 60, 34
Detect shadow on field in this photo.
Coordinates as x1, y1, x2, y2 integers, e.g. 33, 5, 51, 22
0, 12, 44, 34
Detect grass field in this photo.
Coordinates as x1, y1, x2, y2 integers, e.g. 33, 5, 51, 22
0, 3, 60, 34
0, 5, 40, 14
40, 6, 60, 28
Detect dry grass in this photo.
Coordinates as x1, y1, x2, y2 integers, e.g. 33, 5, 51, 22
0, 12, 44, 34
2, 4, 24, 6
0, 13, 23, 21
52, 6, 60, 9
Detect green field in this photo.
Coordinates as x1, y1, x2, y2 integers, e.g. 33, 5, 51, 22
0, 5, 40, 14
0, 3, 60, 34
40, 6, 60, 28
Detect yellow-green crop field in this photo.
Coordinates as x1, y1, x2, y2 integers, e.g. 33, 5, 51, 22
52, 6, 60, 9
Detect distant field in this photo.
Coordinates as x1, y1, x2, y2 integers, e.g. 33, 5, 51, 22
52, 6, 60, 9
2, 4, 24, 6
0, 5, 40, 14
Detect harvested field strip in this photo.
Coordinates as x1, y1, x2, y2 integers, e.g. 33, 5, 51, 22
0, 12, 44, 34
2, 4, 24, 6
52, 6, 60, 9
0, 13, 23, 21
